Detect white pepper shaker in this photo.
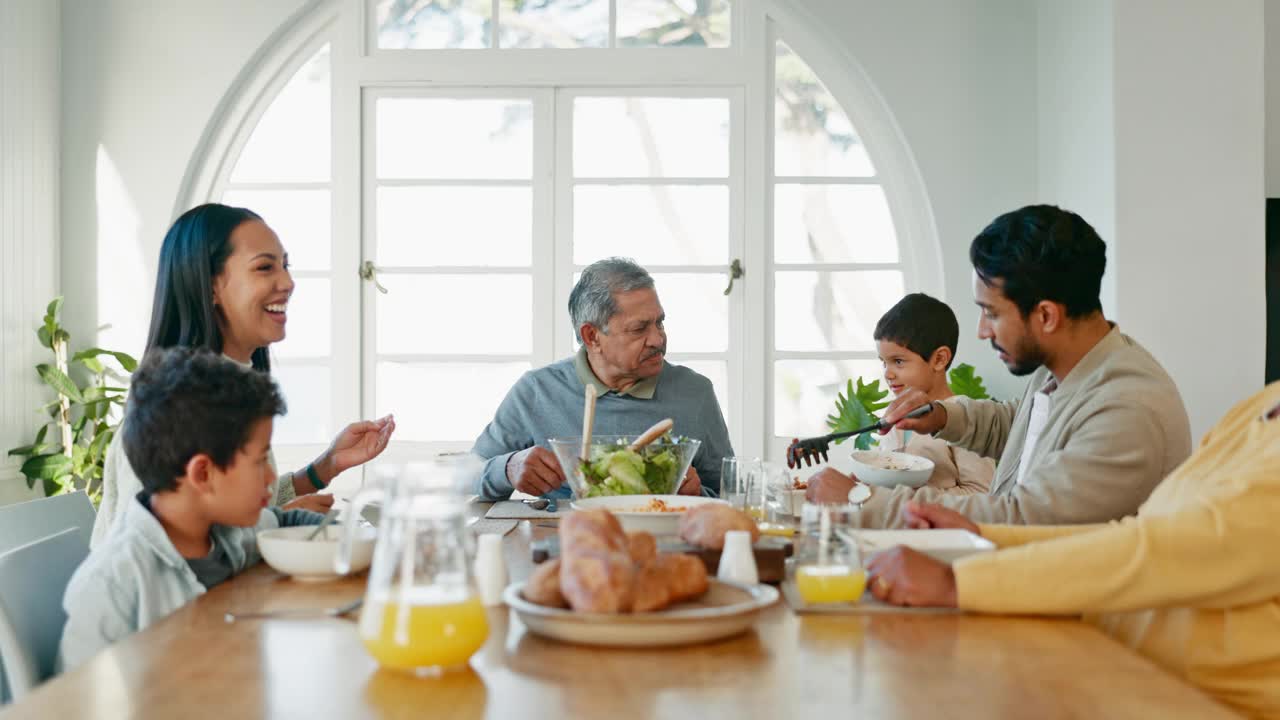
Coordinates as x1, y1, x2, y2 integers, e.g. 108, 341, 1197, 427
717, 530, 759, 585
474, 533, 508, 606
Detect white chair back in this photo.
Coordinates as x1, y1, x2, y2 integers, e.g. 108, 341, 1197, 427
0, 528, 88, 703
0, 492, 95, 555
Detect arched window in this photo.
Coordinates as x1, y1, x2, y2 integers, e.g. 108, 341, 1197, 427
184, 0, 941, 483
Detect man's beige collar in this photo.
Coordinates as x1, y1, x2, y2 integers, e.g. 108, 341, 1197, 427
574, 347, 658, 399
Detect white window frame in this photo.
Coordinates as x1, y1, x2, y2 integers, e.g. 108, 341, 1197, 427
178, 0, 943, 484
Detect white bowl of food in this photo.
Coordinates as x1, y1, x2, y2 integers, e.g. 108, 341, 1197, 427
569, 494, 727, 535
848, 450, 935, 489
257, 525, 377, 582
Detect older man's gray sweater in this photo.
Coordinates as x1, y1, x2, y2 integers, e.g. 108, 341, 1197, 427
471, 356, 733, 500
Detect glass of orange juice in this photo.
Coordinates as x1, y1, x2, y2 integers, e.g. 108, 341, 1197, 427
340, 459, 490, 676
793, 503, 866, 605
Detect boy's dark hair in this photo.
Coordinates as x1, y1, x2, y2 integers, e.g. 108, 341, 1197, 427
122, 347, 286, 494
874, 293, 960, 369
970, 204, 1106, 319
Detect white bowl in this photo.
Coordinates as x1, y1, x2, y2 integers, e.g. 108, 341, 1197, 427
257, 525, 377, 582
569, 494, 727, 535
848, 450, 935, 489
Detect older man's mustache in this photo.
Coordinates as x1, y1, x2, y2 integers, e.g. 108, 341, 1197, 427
644, 347, 666, 360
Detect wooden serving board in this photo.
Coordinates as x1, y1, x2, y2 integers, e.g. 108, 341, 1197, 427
531, 535, 793, 584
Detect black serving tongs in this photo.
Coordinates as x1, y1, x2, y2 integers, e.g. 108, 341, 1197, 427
785, 403, 936, 469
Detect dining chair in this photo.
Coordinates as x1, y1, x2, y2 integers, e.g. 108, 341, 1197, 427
0, 528, 88, 704
0, 492, 95, 556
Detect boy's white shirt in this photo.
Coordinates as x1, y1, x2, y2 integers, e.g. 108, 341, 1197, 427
60, 494, 281, 671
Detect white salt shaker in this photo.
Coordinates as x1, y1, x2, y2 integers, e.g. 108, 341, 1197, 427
717, 530, 759, 585
474, 533, 508, 606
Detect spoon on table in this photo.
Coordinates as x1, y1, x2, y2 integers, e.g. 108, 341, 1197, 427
522, 497, 559, 513
224, 598, 363, 623
306, 509, 339, 541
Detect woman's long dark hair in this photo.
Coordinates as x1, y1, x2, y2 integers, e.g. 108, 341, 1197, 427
144, 203, 271, 372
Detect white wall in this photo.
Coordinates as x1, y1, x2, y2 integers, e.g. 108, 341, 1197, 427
1267, 0, 1280, 196
1, 0, 61, 506
1112, 0, 1265, 440
799, 0, 1040, 401
1037, 0, 1116, 317
60, 0, 310, 358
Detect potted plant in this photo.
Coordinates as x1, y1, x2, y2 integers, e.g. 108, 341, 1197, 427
6, 298, 136, 505
826, 363, 991, 451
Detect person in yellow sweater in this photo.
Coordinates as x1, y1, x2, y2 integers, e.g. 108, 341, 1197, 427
864, 382, 1280, 718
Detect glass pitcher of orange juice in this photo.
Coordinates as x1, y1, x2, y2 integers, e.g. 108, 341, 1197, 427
336, 457, 489, 675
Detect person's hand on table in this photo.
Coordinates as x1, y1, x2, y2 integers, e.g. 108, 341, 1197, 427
900, 501, 980, 534
879, 389, 946, 436
677, 467, 701, 495
866, 546, 958, 608
804, 468, 860, 504
507, 446, 566, 496
282, 493, 334, 514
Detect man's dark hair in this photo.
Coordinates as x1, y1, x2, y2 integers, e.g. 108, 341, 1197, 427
122, 347, 286, 494
874, 293, 960, 369
970, 205, 1106, 318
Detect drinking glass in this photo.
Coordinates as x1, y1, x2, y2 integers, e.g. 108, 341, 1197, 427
792, 503, 866, 605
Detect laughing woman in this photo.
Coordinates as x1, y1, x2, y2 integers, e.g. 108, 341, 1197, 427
90, 203, 395, 547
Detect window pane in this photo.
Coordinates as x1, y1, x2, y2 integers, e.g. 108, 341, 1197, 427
221, 189, 331, 272
652, 274, 727, 353
670, 359, 728, 425
376, 98, 533, 180
273, 364, 332, 444
375, 0, 492, 49
617, 0, 730, 48
775, 41, 874, 177
376, 274, 532, 355
230, 45, 330, 183
574, 97, 729, 178
376, 361, 530, 441
574, 185, 728, 265
774, 359, 882, 439
499, 0, 608, 48
275, 278, 331, 359
376, 186, 532, 266
774, 185, 897, 265
774, 271, 905, 352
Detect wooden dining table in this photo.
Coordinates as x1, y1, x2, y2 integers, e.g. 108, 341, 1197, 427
1, 504, 1238, 720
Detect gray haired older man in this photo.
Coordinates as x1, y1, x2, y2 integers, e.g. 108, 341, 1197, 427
471, 258, 734, 501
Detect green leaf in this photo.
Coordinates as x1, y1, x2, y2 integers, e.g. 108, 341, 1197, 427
20, 453, 72, 481
37, 326, 52, 349
35, 425, 49, 445
45, 297, 63, 320
72, 348, 138, 374
111, 351, 138, 373
825, 378, 888, 451
80, 357, 105, 374
7, 444, 46, 458
36, 364, 84, 403
948, 363, 990, 400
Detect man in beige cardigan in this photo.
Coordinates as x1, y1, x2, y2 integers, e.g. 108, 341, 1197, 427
807, 205, 1191, 528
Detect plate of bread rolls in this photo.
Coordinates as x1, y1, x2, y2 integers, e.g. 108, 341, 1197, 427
505, 509, 779, 647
